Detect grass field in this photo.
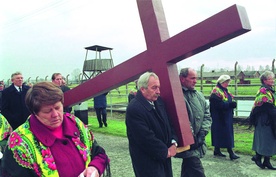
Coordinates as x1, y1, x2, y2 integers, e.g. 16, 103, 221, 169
87, 113, 256, 157
71, 78, 263, 108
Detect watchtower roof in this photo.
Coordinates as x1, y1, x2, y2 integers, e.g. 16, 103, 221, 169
85, 45, 113, 51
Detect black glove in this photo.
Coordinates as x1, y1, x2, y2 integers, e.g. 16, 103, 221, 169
190, 135, 198, 150
229, 102, 237, 108
190, 131, 206, 150
197, 131, 206, 147
197, 133, 205, 147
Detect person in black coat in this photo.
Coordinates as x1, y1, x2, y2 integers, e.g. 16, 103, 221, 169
1, 72, 30, 130
94, 92, 108, 127
249, 70, 276, 170
51, 73, 72, 113
128, 79, 138, 103
209, 75, 239, 160
0, 81, 4, 112
126, 72, 178, 177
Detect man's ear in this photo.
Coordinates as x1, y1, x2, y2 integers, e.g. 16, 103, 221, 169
179, 76, 184, 82
140, 87, 146, 93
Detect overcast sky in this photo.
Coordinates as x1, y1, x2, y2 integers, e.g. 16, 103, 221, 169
1, 0, 275, 82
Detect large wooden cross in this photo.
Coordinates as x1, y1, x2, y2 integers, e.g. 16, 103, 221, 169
64, 0, 251, 147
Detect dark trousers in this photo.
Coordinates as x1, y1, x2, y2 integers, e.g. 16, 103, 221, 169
181, 156, 206, 177
95, 108, 107, 126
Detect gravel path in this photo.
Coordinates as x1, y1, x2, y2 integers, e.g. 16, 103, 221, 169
94, 132, 276, 177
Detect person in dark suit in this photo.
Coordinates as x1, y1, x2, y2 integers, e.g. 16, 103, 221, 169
51, 73, 72, 113
1, 72, 30, 130
94, 92, 108, 128
126, 72, 178, 177
128, 79, 138, 103
0, 81, 5, 112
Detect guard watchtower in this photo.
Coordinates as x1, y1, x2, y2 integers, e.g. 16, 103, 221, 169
82, 45, 114, 82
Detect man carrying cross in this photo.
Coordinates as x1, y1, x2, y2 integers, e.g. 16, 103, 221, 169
126, 72, 178, 177
175, 67, 212, 177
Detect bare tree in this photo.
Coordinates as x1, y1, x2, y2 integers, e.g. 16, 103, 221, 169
251, 66, 255, 71
265, 65, 270, 71
237, 65, 243, 71
259, 65, 265, 71
71, 68, 81, 82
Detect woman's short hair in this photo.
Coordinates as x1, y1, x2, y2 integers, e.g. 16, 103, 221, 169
260, 70, 275, 84
137, 72, 159, 90
25, 82, 64, 114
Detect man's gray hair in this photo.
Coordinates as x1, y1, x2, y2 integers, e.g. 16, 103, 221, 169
11, 72, 22, 79
137, 72, 159, 90
179, 67, 196, 77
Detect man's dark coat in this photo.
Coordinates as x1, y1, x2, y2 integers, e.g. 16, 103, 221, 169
126, 91, 177, 177
1, 83, 30, 129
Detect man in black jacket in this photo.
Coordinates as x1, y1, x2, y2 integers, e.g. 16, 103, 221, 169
51, 73, 72, 113
0, 81, 4, 112
1, 72, 30, 130
126, 72, 178, 177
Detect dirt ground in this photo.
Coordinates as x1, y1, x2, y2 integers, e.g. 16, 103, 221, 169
95, 132, 276, 177
92, 111, 276, 177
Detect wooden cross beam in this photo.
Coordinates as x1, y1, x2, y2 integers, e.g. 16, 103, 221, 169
64, 0, 251, 147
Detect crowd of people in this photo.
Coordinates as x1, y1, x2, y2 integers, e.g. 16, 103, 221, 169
0, 72, 110, 177
0, 68, 276, 176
